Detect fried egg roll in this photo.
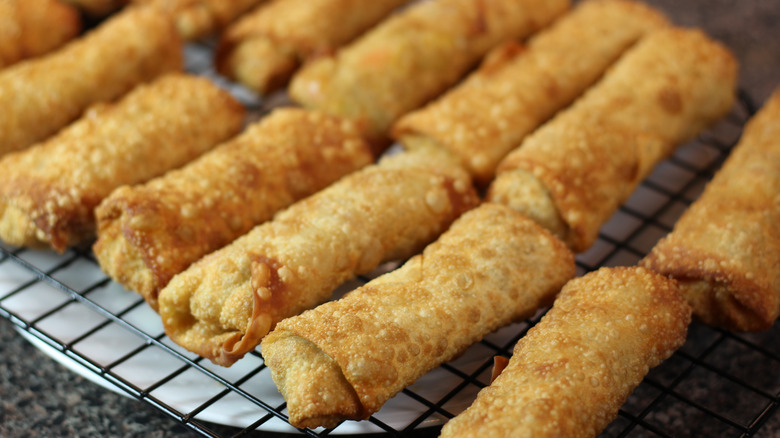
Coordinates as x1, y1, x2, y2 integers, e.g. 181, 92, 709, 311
439, 266, 691, 438
641, 87, 780, 332
0, 74, 244, 252
215, 0, 409, 95
132, 0, 266, 40
0, 0, 82, 69
94, 108, 374, 311
0, 5, 182, 156
60, 0, 127, 17
288, 0, 570, 150
392, 0, 669, 186
260, 202, 576, 429
487, 27, 737, 253
158, 148, 479, 367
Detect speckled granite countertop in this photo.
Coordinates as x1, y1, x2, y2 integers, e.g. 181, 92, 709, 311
1, 1, 779, 437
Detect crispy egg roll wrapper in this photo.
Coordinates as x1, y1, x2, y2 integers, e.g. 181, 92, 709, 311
0, 5, 182, 156
288, 0, 570, 150
260, 203, 576, 429
216, 0, 409, 95
641, 87, 780, 332
0, 74, 245, 252
488, 27, 737, 253
0, 0, 82, 69
439, 266, 691, 438
132, 0, 266, 40
61, 0, 127, 16
393, 0, 669, 186
158, 148, 479, 366
94, 108, 374, 311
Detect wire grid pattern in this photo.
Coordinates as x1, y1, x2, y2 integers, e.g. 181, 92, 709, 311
1, 40, 779, 438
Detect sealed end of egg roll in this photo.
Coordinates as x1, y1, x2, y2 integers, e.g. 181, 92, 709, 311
0, 0, 82, 69
641, 86, 780, 332
488, 27, 737, 252
0, 5, 182, 156
439, 266, 691, 438
288, 0, 570, 150
0, 74, 245, 252
260, 203, 576, 429
216, 0, 409, 95
158, 148, 479, 367
393, 0, 669, 186
132, 0, 266, 40
94, 108, 374, 311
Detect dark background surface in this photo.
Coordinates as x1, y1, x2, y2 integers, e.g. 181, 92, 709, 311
1, 1, 779, 437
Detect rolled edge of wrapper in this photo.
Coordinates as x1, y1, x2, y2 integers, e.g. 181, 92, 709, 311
261, 203, 577, 429
641, 86, 780, 332
438, 266, 692, 437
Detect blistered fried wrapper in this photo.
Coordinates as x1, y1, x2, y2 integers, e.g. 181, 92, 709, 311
0, 5, 182, 156
158, 148, 479, 367
94, 108, 373, 311
0, 74, 244, 252
216, 0, 409, 95
439, 267, 691, 438
288, 0, 570, 150
642, 86, 780, 332
393, 0, 669, 186
0, 0, 82, 69
131, 0, 266, 40
260, 203, 576, 429
488, 27, 737, 253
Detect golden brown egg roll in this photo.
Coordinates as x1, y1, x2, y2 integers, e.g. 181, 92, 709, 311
60, 0, 127, 17
487, 27, 737, 253
288, 0, 570, 150
0, 0, 82, 69
641, 86, 780, 332
0, 5, 182, 156
392, 0, 669, 186
132, 0, 266, 40
439, 266, 691, 438
158, 148, 480, 367
0, 74, 245, 252
260, 202, 576, 429
94, 108, 374, 311
215, 0, 409, 95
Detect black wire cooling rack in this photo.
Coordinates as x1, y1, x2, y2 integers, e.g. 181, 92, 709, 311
1, 38, 779, 438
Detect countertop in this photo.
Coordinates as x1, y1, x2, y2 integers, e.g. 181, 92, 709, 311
1, 1, 779, 437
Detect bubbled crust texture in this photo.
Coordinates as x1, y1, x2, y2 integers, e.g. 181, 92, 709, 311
93, 108, 372, 310
131, 0, 264, 40
0, 0, 82, 69
0, 74, 245, 252
0, 5, 182, 155
393, 0, 669, 186
261, 203, 576, 428
158, 148, 479, 366
288, 0, 570, 148
439, 267, 691, 438
216, 0, 409, 94
491, 27, 737, 253
642, 87, 780, 332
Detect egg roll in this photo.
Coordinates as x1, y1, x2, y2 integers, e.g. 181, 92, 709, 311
132, 0, 266, 40
392, 0, 669, 186
641, 86, 780, 332
288, 0, 570, 150
94, 108, 374, 311
260, 202, 576, 429
215, 0, 409, 95
487, 27, 737, 253
439, 266, 691, 438
60, 0, 127, 16
158, 148, 479, 367
0, 5, 182, 156
0, 74, 245, 252
0, 0, 82, 69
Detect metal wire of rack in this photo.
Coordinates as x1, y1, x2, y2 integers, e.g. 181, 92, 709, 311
1, 38, 779, 438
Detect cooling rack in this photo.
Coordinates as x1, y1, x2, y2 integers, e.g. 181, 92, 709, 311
1, 38, 779, 438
